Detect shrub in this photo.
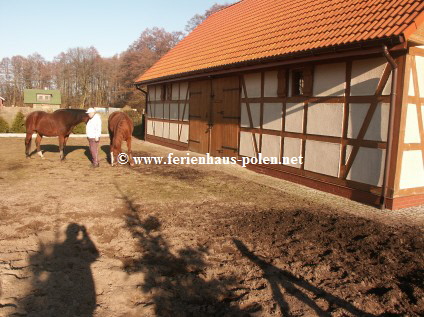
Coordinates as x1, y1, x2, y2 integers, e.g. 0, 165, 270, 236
0, 116, 9, 133
10, 111, 26, 133
72, 122, 86, 134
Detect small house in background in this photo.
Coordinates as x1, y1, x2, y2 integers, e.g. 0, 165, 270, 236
0, 97, 5, 108
135, 0, 424, 209
24, 89, 61, 111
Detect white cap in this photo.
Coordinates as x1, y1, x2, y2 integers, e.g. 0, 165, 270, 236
86, 107, 95, 113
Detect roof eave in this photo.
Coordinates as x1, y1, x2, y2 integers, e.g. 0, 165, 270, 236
134, 35, 405, 86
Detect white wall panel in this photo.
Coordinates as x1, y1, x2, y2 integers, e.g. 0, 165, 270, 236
170, 103, 179, 120
404, 104, 421, 144
408, 70, 415, 96
171, 83, 180, 100
241, 103, 260, 128
244, 73, 262, 98
155, 85, 162, 100
351, 57, 387, 96
348, 103, 389, 141
179, 103, 189, 121
304, 140, 340, 177
147, 120, 154, 135
307, 103, 343, 137
163, 122, 170, 139
169, 123, 179, 141
313, 62, 346, 96
239, 131, 260, 157
416, 56, 424, 97
155, 103, 164, 119
264, 71, 278, 97
163, 103, 170, 120
261, 134, 281, 160
399, 150, 424, 189
263, 103, 282, 130
346, 147, 385, 186
154, 121, 163, 138
148, 87, 156, 101
285, 103, 304, 133
283, 137, 302, 168
180, 82, 189, 100
179, 124, 189, 143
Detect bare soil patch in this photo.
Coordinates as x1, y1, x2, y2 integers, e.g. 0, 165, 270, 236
0, 137, 423, 317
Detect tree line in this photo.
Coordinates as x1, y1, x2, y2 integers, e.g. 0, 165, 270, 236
0, 4, 228, 110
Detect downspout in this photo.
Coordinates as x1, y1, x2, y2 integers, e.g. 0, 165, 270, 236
135, 84, 148, 140
381, 45, 398, 209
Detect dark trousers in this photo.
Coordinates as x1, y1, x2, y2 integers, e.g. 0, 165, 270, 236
88, 138, 100, 165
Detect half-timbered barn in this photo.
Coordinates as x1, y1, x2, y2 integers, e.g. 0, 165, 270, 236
135, 0, 424, 209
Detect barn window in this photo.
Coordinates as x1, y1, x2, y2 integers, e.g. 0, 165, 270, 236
292, 70, 304, 96
291, 67, 313, 96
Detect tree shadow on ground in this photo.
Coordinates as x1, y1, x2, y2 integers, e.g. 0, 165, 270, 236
233, 239, 388, 317
115, 184, 260, 317
10, 223, 99, 317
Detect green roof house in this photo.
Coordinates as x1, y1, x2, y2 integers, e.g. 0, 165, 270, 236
24, 89, 61, 111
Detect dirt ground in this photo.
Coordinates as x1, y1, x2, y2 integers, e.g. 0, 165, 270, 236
0, 137, 423, 317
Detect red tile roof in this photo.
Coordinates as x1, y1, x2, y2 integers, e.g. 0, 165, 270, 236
135, 0, 424, 83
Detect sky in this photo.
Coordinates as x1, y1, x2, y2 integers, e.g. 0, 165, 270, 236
0, 0, 233, 61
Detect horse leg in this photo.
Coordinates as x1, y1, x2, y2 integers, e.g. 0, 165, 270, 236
25, 132, 33, 158
36, 134, 44, 159
127, 136, 134, 166
60, 135, 69, 161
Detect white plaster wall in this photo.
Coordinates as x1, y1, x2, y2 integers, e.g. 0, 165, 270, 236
164, 103, 170, 120
155, 121, 163, 138
261, 134, 281, 160
283, 137, 302, 168
179, 103, 189, 121
264, 71, 278, 97
170, 103, 179, 120
416, 56, 424, 97
169, 123, 179, 141
148, 87, 156, 101
155, 85, 162, 100
399, 150, 424, 189
163, 122, 170, 139
147, 120, 154, 135
313, 62, 346, 96
180, 82, 189, 100
351, 57, 389, 96
263, 103, 282, 130
172, 83, 180, 100
408, 70, 415, 96
147, 102, 154, 118
348, 103, 389, 141
241, 103, 260, 128
155, 103, 164, 119
285, 103, 304, 133
180, 124, 189, 143
304, 140, 340, 177
346, 146, 385, 186
307, 103, 343, 137
244, 73, 262, 98
239, 131, 260, 157
404, 103, 421, 144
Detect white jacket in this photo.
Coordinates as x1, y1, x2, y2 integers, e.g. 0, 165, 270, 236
86, 113, 102, 138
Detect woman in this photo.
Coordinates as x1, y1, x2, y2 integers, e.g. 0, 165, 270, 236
86, 107, 102, 167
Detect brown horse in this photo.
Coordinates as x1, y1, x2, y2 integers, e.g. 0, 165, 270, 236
25, 109, 90, 160
108, 112, 134, 166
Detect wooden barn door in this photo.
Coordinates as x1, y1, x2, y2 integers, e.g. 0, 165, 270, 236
189, 80, 211, 154
189, 76, 240, 156
210, 77, 240, 157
